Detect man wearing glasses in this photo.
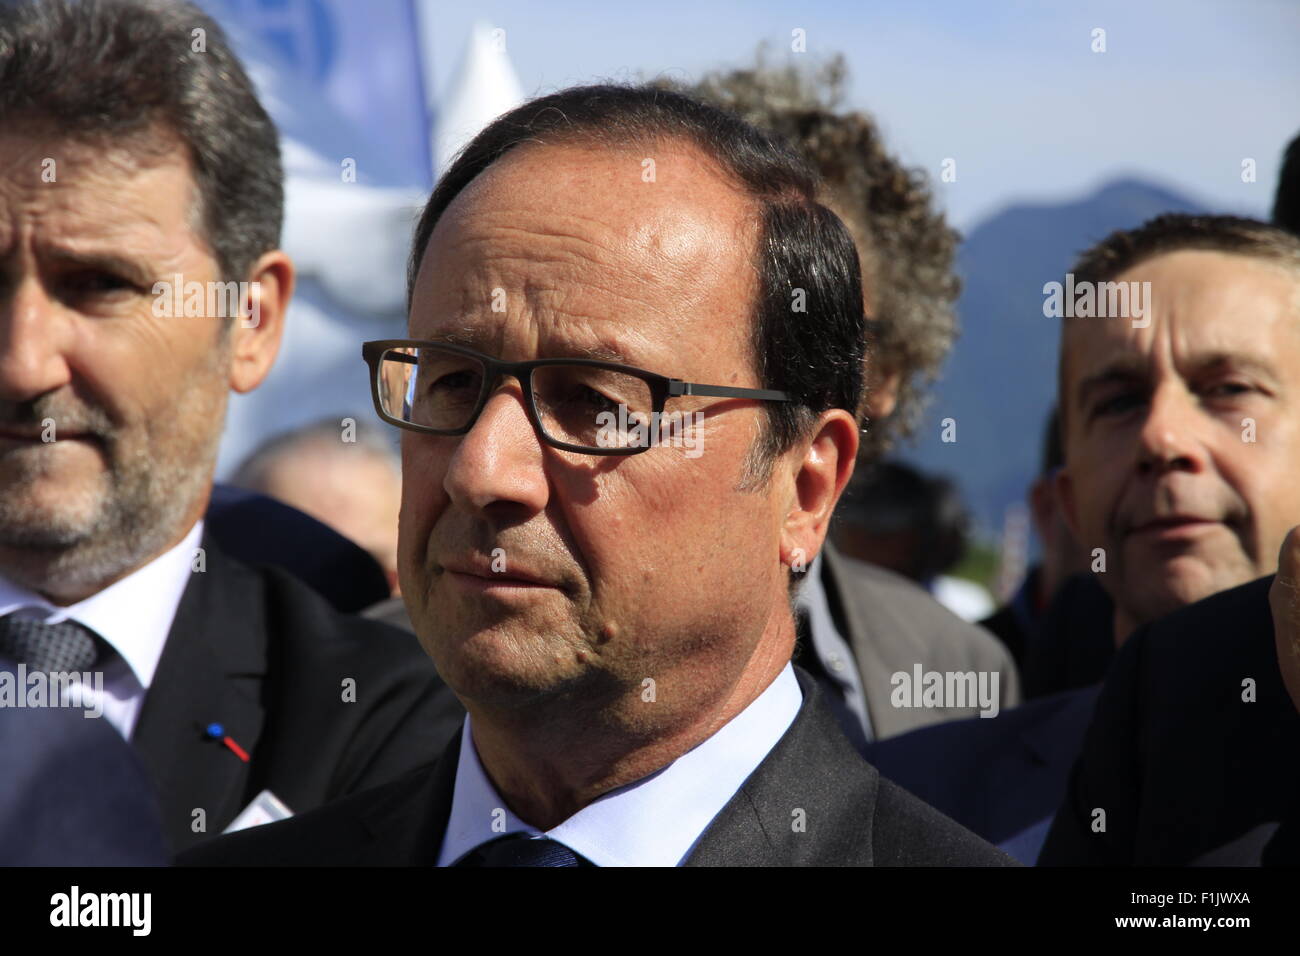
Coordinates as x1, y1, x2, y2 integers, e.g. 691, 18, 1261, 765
184, 84, 1010, 867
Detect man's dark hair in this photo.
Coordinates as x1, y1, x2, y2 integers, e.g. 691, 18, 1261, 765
407, 83, 867, 480
666, 53, 960, 460
1058, 213, 1300, 443
0, 0, 283, 282
1275, 131, 1300, 236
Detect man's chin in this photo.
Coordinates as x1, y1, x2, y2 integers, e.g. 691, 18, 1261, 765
426, 625, 598, 708
0, 506, 104, 552
1124, 558, 1254, 627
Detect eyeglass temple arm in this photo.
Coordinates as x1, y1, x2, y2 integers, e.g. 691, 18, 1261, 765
668, 380, 791, 403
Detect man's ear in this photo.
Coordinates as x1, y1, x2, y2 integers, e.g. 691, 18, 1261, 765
780, 408, 859, 572
228, 249, 294, 394
1054, 466, 1082, 542
1028, 475, 1055, 541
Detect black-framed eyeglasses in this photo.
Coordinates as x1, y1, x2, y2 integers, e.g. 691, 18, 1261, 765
361, 339, 793, 456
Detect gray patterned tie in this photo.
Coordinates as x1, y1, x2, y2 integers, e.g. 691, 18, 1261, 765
0, 614, 101, 672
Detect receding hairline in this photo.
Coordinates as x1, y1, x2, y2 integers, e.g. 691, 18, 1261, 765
408, 133, 768, 366
416, 132, 767, 273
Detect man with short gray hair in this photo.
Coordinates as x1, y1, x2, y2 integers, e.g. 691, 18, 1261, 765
0, 0, 455, 854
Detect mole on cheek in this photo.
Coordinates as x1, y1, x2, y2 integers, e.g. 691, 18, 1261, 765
598, 621, 619, 645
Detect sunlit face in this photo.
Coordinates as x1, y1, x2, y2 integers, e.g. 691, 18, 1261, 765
0, 129, 232, 599
399, 141, 796, 717
1059, 250, 1300, 634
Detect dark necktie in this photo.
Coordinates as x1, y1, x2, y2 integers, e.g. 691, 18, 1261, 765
0, 614, 101, 672
455, 834, 593, 867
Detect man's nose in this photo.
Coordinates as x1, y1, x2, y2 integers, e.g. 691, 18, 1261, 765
442, 377, 550, 519
1134, 383, 1205, 477
0, 277, 73, 402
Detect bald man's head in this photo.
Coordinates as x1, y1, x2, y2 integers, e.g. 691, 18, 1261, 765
233, 420, 402, 593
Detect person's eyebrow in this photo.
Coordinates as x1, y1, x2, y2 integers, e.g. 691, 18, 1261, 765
43, 246, 157, 287
565, 340, 637, 364
1074, 358, 1148, 410
1186, 350, 1282, 388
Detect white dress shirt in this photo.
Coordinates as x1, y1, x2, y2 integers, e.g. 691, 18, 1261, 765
436, 661, 803, 867
0, 520, 203, 740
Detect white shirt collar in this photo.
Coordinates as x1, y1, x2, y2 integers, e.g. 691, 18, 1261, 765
437, 661, 803, 867
0, 520, 203, 689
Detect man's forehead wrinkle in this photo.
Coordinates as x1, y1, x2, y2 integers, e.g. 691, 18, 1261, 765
432, 238, 721, 330
0, 149, 197, 266
450, 206, 732, 283
418, 277, 668, 367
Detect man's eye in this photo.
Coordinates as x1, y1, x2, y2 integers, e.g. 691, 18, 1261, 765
1092, 392, 1144, 418
427, 370, 479, 394
1205, 382, 1253, 399
68, 272, 135, 296
575, 386, 619, 412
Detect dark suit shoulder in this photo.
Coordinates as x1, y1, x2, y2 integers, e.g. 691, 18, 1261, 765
865, 686, 1101, 844
251, 561, 464, 788
689, 669, 1015, 866
872, 776, 1017, 866
1040, 575, 1298, 866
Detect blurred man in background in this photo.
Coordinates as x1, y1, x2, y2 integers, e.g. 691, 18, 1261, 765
873, 214, 1300, 864
1027, 214, 1300, 864
832, 460, 993, 621
980, 409, 1092, 669
0, 0, 454, 854
232, 417, 403, 594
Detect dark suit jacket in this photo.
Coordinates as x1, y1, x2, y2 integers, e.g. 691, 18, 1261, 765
864, 685, 1101, 853
1, 660, 168, 866
1039, 575, 1300, 865
821, 545, 1021, 738
1021, 573, 1114, 700
135, 537, 465, 853
179, 668, 1014, 866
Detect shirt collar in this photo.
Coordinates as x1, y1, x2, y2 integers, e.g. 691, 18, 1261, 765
438, 661, 803, 867
0, 520, 203, 689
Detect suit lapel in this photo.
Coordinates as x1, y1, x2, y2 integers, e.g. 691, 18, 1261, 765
131, 536, 268, 849
821, 544, 908, 738
359, 731, 461, 865
685, 668, 877, 866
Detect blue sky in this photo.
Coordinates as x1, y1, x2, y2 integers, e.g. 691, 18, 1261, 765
419, 0, 1300, 230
